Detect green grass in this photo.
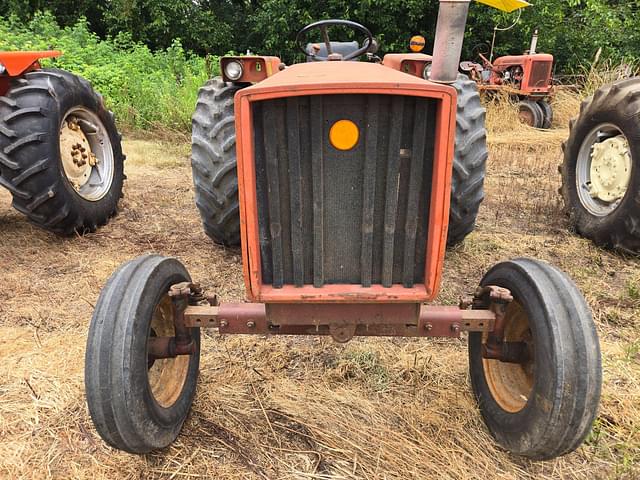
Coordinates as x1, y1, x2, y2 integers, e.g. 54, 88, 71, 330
0, 12, 215, 132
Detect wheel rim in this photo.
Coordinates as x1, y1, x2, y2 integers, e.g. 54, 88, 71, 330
146, 295, 190, 408
59, 107, 115, 201
576, 123, 632, 216
482, 301, 535, 414
518, 106, 535, 127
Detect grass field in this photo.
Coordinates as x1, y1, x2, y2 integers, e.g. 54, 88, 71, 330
0, 100, 638, 479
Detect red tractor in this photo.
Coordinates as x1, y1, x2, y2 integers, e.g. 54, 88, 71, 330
383, 31, 555, 129
460, 31, 555, 128
85, 1, 601, 461
0, 51, 124, 234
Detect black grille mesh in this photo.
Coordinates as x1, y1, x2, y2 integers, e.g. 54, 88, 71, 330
252, 94, 437, 288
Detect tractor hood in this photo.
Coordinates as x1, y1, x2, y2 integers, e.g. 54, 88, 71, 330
493, 53, 553, 67
237, 61, 455, 98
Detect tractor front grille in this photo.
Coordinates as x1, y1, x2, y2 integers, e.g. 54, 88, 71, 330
252, 94, 437, 289
528, 61, 552, 89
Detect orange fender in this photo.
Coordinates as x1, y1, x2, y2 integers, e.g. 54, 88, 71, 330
0, 50, 62, 76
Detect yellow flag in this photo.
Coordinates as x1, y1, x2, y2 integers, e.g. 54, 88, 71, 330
475, 0, 532, 12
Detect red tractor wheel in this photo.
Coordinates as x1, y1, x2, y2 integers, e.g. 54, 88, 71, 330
517, 100, 544, 128
469, 258, 601, 459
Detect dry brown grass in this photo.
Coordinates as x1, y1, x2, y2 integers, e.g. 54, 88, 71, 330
1, 94, 639, 479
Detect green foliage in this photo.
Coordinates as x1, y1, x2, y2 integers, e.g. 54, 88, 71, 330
0, 12, 214, 131
3, 2, 640, 133
4, 0, 640, 71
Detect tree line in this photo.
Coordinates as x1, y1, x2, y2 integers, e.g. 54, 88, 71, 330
2, 0, 638, 71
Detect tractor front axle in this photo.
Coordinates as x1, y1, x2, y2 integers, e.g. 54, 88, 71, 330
145, 283, 530, 364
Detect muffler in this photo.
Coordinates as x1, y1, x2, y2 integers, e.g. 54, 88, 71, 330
429, 0, 471, 83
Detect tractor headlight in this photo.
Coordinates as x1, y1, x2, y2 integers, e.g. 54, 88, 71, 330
224, 60, 243, 81
0, 63, 6, 75
423, 63, 432, 80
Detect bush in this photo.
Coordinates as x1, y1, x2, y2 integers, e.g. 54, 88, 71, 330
0, 12, 215, 133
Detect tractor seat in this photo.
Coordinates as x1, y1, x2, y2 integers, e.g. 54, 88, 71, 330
305, 41, 360, 61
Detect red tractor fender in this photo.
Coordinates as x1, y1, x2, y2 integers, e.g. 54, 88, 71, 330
0, 50, 62, 76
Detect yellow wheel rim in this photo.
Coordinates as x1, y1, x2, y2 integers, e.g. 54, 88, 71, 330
482, 301, 535, 413
147, 295, 191, 408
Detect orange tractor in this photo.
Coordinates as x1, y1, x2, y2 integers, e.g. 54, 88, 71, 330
85, 1, 601, 460
0, 51, 124, 234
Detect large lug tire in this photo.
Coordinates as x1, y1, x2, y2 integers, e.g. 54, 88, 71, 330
0, 68, 124, 234
537, 100, 553, 129
468, 258, 602, 460
191, 77, 242, 246
560, 78, 640, 253
447, 75, 489, 247
192, 76, 487, 248
85, 255, 200, 453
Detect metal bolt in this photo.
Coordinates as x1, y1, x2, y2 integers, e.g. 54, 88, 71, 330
425, 323, 433, 332
247, 321, 256, 328
451, 324, 460, 335
220, 319, 228, 328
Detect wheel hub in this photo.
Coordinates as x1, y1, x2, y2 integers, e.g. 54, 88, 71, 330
482, 301, 535, 414
589, 135, 631, 202
60, 116, 97, 192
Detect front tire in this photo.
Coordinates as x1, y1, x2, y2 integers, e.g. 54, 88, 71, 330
85, 255, 200, 453
517, 100, 543, 128
469, 258, 602, 460
0, 68, 124, 234
561, 78, 640, 253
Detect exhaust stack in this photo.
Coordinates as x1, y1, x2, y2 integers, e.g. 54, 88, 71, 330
429, 0, 471, 84
529, 29, 539, 54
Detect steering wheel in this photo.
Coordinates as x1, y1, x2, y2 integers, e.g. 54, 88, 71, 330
296, 19, 374, 61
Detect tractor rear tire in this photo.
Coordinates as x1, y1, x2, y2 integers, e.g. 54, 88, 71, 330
85, 255, 200, 453
517, 100, 544, 128
191, 76, 487, 248
447, 75, 489, 247
191, 77, 242, 246
0, 68, 124, 234
560, 78, 640, 253
469, 258, 601, 460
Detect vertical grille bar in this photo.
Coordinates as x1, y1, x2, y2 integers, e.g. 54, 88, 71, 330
360, 96, 379, 287
310, 96, 324, 287
262, 104, 284, 287
402, 104, 428, 287
286, 98, 304, 287
381, 97, 404, 287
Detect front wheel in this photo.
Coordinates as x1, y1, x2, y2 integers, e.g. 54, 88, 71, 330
468, 258, 601, 460
85, 255, 200, 453
517, 100, 544, 128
